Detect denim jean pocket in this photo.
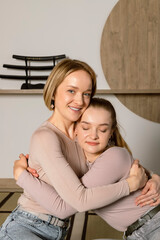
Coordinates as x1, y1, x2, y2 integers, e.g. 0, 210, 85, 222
14, 211, 63, 239
1, 211, 63, 240
13, 211, 44, 228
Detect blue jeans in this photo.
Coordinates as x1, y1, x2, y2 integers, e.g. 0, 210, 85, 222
0, 206, 68, 240
124, 211, 160, 240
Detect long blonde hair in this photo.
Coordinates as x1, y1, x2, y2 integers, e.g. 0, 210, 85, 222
89, 97, 132, 155
43, 58, 97, 110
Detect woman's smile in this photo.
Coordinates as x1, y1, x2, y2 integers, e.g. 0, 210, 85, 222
86, 141, 99, 146
69, 106, 82, 112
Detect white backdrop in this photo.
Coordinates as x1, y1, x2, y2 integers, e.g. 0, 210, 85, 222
0, 0, 160, 177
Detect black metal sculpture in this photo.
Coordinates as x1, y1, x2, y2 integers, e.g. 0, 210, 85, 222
0, 54, 66, 89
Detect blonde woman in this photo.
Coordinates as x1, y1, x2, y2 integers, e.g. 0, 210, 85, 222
0, 59, 155, 240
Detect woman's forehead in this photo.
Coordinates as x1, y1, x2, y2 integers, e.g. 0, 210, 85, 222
64, 70, 92, 85
81, 107, 112, 123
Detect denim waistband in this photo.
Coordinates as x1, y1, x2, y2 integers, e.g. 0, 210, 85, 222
14, 205, 70, 228
125, 204, 160, 237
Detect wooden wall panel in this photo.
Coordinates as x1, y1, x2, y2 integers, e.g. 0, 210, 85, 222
101, 0, 160, 123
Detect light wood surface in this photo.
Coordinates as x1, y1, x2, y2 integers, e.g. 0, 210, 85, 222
0, 89, 43, 95
0, 178, 22, 192
101, 0, 160, 123
0, 89, 159, 95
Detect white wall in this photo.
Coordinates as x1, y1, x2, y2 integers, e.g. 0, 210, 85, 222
0, 0, 160, 177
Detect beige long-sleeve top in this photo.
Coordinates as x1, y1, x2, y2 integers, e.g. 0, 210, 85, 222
18, 143, 151, 231
17, 121, 129, 215
83, 147, 151, 231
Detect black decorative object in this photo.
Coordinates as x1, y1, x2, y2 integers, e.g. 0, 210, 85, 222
0, 54, 66, 89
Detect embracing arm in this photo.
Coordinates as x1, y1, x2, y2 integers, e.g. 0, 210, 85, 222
15, 147, 146, 216
81, 147, 132, 188
135, 172, 160, 207
15, 130, 145, 212
17, 168, 77, 219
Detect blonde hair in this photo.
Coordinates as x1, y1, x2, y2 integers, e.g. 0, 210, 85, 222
89, 97, 132, 155
43, 58, 97, 110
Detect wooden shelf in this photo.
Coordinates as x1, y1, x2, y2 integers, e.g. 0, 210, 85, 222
0, 89, 160, 95
96, 89, 160, 94
0, 89, 43, 95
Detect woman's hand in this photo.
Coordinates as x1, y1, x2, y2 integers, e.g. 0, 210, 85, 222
25, 154, 39, 178
135, 173, 160, 207
13, 153, 28, 181
13, 153, 39, 181
126, 160, 148, 193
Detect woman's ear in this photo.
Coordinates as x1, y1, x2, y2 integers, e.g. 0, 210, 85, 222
74, 121, 80, 136
51, 96, 54, 101
110, 129, 114, 138
74, 125, 78, 136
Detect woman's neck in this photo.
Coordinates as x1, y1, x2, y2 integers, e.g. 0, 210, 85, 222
85, 147, 110, 163
48, 113, 75, 139
84, 152, 101, 163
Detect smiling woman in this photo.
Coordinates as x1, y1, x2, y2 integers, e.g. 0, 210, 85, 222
43, 59, 96, 112
50, 70, 93, 132
0, 58, 99, 240
0, 59, 153, 240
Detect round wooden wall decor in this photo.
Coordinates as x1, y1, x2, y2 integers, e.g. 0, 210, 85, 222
100, 0, 160, 123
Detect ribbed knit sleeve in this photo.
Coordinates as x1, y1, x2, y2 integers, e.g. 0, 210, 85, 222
17, 128, 129, 212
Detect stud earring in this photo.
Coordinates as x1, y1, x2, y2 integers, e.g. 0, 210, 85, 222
51, 99, 54, 109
